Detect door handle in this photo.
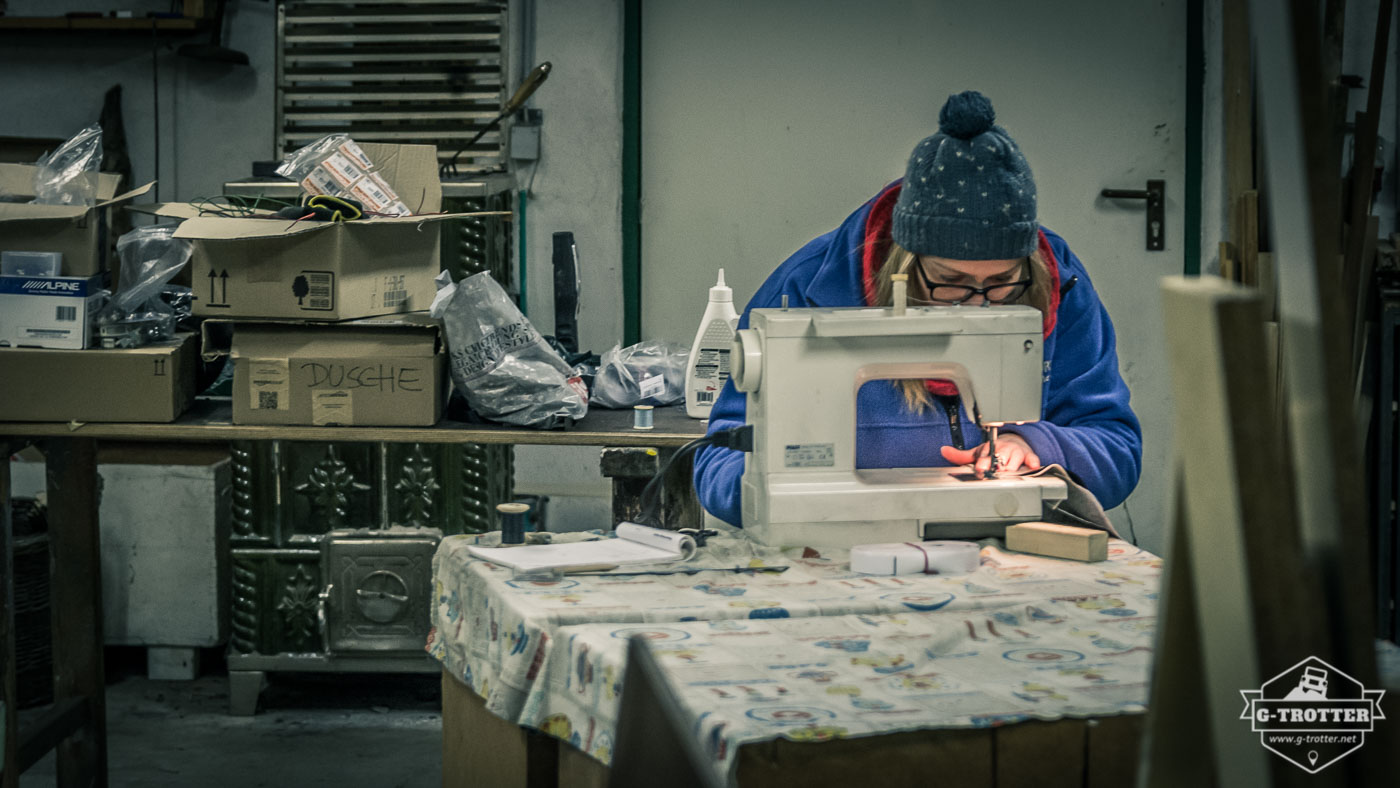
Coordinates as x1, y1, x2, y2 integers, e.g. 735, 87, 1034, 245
1101, 179, 1165, 251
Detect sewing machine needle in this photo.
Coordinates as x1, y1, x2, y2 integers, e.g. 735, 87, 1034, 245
986, 425, 999, 478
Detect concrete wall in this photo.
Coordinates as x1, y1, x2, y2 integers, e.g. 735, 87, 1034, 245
0, 0, 276, 202
509, 0, 625, 530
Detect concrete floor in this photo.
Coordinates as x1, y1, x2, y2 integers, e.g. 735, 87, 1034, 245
18, 651, 442, 788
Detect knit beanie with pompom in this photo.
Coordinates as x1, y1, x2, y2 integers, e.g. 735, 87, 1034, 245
891, 90, 1038, 260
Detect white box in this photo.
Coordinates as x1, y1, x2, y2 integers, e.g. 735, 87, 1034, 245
0, 274, 103, 349
8, 451, 231, 649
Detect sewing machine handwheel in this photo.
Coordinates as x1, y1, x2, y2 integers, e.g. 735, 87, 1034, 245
732, 329, 763, 392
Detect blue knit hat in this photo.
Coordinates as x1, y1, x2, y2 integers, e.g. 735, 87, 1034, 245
891, 91, 1038, 260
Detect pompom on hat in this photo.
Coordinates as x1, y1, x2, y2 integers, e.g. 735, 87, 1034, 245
891, 90, 1038, 260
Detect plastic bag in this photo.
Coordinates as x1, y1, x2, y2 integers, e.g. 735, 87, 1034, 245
590, 340, 688, 408
275, 133, 410, 216
430, 271, 588, 428
31, 124, 104, 207
94, 224, 193, 348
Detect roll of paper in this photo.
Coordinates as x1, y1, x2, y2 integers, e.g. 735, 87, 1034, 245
614, 522, 698, 561
849, 540, 981, 576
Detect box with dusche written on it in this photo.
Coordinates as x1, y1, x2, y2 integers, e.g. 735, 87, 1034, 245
0, 273, 104, 349
201, 314, 447, 427
0, 333, 197, 422
154, 143, 466, 322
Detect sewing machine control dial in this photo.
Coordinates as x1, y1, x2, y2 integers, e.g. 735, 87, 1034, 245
732, 329, 763, 392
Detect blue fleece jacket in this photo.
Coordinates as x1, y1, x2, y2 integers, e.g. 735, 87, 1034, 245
692, 183, 1142, 526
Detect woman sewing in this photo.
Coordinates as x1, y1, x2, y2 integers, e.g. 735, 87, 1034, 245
693, 90, 1142, 527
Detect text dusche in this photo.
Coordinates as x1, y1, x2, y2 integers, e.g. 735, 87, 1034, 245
302, 361, 424, 393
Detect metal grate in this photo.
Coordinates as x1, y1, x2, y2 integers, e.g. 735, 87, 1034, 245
277, 0, 510, 173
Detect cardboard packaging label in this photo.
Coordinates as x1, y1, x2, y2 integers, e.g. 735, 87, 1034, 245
208, 314, 447, 427
0, 273, 104, 349
0, 333, 197, 422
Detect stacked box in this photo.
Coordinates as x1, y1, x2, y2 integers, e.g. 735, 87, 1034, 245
160, 143, 459, 322
201, 314, 447, 427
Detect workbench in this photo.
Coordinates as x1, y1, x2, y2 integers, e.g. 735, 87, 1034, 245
0, 401, 706, 787
432, 531, 1160, 787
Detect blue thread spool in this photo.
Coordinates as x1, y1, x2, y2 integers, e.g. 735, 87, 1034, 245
633, 405, 654, 430
497, 502, 530, 544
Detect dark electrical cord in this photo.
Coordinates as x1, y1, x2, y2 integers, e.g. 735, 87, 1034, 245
634, 426, 753, 528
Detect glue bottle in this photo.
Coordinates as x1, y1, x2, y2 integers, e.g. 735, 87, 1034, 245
684, 268, 741, 419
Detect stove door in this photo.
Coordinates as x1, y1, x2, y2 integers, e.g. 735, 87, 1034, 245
322, 533, 438, 654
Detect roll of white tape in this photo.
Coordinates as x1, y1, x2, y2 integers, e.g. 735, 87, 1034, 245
850, 540, 982, 576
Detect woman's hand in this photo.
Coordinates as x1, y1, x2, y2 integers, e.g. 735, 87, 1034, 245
939, 433, 1040, 477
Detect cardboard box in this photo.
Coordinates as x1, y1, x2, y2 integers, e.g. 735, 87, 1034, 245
0, 273, 104, 348
204, 315, 447, 426
0, 163, 153, 277
0, 333, 198, 422
159, 143, 461, 321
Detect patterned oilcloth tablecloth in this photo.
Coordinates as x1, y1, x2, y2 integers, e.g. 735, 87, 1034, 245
427, 528, 1161, 780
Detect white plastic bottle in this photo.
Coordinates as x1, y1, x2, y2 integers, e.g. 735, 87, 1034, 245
684, 269, 741, 419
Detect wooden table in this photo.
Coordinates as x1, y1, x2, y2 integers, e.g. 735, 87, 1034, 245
0, 401, 706, 787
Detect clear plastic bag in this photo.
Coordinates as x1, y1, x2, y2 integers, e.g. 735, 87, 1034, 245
590, 340, 689, 408
430, 271, 588, 428
31, 124, 104, 207
95, 224, 193, 348
275, 133, 410, 216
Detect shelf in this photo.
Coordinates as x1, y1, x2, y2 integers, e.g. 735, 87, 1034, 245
0, 400, 707, 447
0, 16, 208, 32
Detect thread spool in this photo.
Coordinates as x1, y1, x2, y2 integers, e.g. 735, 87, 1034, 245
633, 405, 654, 430
497, 502, 530, 544
891, 273, 908, 316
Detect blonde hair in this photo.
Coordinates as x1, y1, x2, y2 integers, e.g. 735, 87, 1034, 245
870, 240, 1052, 413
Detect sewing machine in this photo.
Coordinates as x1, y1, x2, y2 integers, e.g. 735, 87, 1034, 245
730, 298, 1068, 548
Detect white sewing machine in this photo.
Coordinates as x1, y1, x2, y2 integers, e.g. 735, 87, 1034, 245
730, 299, 1068, 549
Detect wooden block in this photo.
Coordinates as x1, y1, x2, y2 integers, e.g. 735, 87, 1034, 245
1005, 522, 1107, 562
1218, 241, 1236, 281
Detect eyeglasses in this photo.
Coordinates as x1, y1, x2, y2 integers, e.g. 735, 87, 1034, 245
912, 259, 1032, 305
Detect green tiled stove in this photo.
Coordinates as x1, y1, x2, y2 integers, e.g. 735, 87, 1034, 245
221, 176, 517, 715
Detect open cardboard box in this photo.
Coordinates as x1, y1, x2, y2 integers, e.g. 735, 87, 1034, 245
200, 314, 447, 427
156, 143, 476, 322
0, 164, 154, 277
0, 333, 198, 423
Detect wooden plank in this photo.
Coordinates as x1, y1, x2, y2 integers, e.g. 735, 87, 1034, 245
1, 440, 16, 788
734, 727, 994, 788
0, 401, 705, 447
1154, 277, 1339, 787
44, 438, 107, 788
1342, 0, 1391, 306
1223, 0, 1253, 248
1257, 252, 1277, 321
441, 670, 556, 788
1239, 190, 1259, 286
995, 719, 1085, 788
1253, 0, 1376, 697
16, 698, 88, 774
556, 743, 608, 788
1086, 714, 1143, 788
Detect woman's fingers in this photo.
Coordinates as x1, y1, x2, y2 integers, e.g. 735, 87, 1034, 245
940, 445, 978, 465
942, 437, 1038, 474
